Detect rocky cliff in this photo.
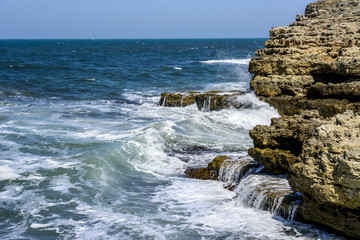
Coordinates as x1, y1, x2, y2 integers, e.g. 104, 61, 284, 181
248, 0, 360, 238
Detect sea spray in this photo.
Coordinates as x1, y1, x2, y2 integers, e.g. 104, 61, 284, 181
0, 39, 341, 239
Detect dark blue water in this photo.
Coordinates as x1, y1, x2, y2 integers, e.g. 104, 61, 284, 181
0, 39, 260, 100
0, 39, 340, 240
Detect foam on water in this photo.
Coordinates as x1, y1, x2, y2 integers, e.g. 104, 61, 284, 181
0, 39, 343, 239
200, 58, 252, 65
0, 160, 20, 180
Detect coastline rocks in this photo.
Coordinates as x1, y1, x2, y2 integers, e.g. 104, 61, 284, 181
289, 111, 360, 237
248, 0, 360, 237
185, 155, 231, 180
249, 0, 360, 117
186, 155, 304, 221
194, 91, 245, 111
159, 92, 198, 107
235, 174, 303, 220
159, 91, 245, 111
250, 110, 360, 237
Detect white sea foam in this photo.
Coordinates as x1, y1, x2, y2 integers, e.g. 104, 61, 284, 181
0, 163, 20, 180
121, 121, 184, 176
149, 178, 335, 240
200, 58, 252, 65
30, 223, 53, 229
173, 67, 182, 70
0, 91, 339, 240
203, 81, 248, 92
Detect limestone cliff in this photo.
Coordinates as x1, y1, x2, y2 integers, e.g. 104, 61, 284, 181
250, 0, 360, 117
248, 0, 360, 238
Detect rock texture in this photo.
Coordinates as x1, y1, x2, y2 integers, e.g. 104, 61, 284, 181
249, 0, 360, 117
194, 91, 245, 111
248, 0, 360, 238
159, 92, 198, 107
159, 91, 245, 111
185, 155, 231, 180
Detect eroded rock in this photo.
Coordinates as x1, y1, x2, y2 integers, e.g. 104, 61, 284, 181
249, 0, 360, 117
159, 91, 245, 111
159, 92, 198, 107
248, 0, 360, 237
185, 155, 231, 180
194, 91, 245, 111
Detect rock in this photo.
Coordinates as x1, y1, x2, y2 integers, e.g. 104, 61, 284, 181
260, 96, 360, 117
288, 111, 360, 210
184, 168, 215, 180
159, 90, 245, 111
250, 75, 314, 97
235, 174, 304, 221
249, 111, 360, 237
249, 0, 360, 117
194, 91, 245, 111
185, 155, 231, 180
307, 81, 360, 101
248, 0, 360, 237
248, 148, 296, 175
218, 156, 261, 187
159, 92, 198, 107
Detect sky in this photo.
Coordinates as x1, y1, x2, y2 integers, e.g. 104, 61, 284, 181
0, 0, 313, 39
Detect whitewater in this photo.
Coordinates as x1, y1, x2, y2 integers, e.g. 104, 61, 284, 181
0, 39, 342, 239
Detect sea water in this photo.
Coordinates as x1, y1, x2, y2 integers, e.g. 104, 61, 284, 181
0, 39, 341, 239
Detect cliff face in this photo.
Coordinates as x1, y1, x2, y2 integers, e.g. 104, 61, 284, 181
250, 0, 360, 117
248, 0, 360, 237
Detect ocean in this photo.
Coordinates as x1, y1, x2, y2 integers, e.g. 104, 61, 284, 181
0, 39, 340, 239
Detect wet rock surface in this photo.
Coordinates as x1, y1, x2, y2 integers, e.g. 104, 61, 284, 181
184, 155, 231, 180
159, 92, 198, 107
159, 91, 245, 111
194, 91, 245, 111
186, 155, 304, 222
249, 0, 360, 237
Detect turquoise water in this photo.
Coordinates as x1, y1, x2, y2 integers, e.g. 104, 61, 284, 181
0, 39, 340, 239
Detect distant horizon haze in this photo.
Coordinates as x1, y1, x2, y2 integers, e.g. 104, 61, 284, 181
0, 0, 313, 39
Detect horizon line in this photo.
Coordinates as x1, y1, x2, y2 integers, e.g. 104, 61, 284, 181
0, 37, 269, 40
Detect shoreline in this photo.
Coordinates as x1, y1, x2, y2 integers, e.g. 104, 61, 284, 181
162, 0, 360, 238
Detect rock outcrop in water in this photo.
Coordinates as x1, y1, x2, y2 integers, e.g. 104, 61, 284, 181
184, 155, 231, 180
186, 155, 303, 221
159, 92, 198, 107
248, 0, 360, 238
159, 91, 245, 111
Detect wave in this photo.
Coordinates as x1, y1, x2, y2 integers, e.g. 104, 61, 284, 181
200, 58, 251, 65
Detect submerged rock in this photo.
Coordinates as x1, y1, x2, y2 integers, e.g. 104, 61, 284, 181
248, 0, 360, 237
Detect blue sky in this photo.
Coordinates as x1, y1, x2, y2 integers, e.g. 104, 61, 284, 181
0, 0, 313, 39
